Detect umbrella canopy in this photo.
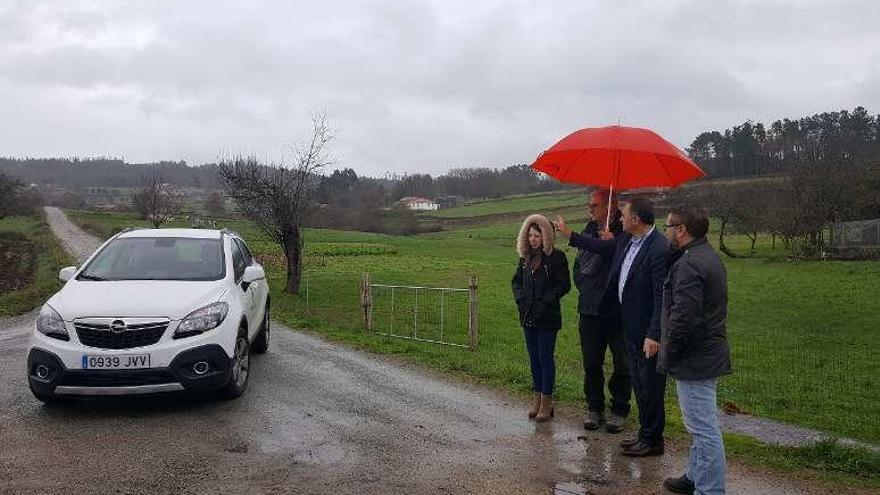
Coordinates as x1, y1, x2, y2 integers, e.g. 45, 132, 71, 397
531, 125, 705, 190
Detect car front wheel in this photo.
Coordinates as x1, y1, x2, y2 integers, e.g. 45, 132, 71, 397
218, 330, 250, 399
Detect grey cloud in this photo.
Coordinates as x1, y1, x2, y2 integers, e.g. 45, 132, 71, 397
0, 0, 878, 176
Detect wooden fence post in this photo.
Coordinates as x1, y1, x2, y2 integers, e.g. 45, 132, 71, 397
361, 272, 372, 332
468, 274, 479, 351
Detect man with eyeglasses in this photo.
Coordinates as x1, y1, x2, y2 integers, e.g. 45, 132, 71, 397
659, 208, 731, 495
556, 197, 669, 457
563, 190, 631, 433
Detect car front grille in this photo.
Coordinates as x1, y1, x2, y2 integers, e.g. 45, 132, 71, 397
74, 318, 169, 349
59, 369, 176, 387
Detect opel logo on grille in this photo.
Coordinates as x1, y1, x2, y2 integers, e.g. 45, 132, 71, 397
110, 320, 127, 333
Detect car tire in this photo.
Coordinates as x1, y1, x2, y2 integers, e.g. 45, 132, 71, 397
252, 302, 270, 354
218, 329, 250, 400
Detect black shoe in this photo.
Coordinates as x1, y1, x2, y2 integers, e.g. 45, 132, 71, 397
663, 474, 695, 494
619, 437, 639, 449
605, 413, 625, 433
583, 410, 603, 430
621, 440, 665, 457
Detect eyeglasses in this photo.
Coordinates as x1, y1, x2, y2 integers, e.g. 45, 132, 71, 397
663, 223, 682, 230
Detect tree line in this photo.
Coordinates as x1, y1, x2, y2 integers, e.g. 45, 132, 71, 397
387, 165, 568, 201
688, 106, 880, 178
0, 157, 567, 206
0, 157, 221, 189
677, 106, 880, 258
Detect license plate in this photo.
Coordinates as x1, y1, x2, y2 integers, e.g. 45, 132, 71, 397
81, 354, 150, 370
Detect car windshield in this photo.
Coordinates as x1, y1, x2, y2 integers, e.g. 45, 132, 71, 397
78, 237, 225, 281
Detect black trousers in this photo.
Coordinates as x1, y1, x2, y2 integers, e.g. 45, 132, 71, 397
627, 341, 667, 446
578, 314, 631, 416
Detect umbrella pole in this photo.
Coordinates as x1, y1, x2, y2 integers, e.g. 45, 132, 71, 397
605, 183, 614, 231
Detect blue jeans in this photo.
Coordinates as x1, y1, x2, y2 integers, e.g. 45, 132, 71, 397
523, 327, 557, 395
676, 378, 727, 495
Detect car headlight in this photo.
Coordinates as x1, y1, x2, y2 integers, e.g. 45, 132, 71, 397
37, 304, 69, 341
174, 302, 229, 338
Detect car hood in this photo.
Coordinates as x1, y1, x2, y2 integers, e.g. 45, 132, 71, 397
48, 280, 229, 321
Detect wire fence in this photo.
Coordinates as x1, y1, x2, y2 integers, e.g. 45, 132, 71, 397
830, 218, 880, 259
367, 281, 475, 349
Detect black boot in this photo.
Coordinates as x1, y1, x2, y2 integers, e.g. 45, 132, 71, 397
662, 474, 695, 494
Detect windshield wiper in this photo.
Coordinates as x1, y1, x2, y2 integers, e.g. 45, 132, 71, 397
77, 274, 107, 281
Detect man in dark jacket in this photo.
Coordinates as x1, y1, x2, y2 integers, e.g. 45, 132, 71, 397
571, 190, 630, 433
659, 207, 731, 495
556, 197, 669, 457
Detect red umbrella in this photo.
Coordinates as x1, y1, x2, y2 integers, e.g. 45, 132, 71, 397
532, 125, 706, 226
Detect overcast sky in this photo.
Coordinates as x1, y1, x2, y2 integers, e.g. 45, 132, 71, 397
1, 0, 878, 176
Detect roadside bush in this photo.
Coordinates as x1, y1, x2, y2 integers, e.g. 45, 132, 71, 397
0, 173, 42, 218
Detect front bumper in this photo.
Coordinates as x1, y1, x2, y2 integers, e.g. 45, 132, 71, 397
28, 345, 234, 397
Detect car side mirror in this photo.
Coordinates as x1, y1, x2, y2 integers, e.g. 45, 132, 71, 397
242, 265, 265, 285
59, 266, 77, 282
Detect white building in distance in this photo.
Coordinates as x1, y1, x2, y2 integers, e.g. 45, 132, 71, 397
398, 196, 439, 211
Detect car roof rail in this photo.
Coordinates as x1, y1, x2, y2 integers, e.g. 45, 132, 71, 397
220, 228, 241, 238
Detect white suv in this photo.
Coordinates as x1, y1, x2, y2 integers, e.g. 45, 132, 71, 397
27, 228, 270, 402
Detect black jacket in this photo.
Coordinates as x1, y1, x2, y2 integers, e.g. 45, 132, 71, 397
512, 249, 571, 330
568, 228, 669, 347
658, 238, 732, 380
572, 218, 623, 317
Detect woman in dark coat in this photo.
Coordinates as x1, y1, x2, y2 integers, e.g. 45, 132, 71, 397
512, 214, 571, 421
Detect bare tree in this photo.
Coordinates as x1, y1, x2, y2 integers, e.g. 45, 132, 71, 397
0, 173, 23, 219
668, 183, 741, 258
132, 172, 183, 228
218, 115, 334, 294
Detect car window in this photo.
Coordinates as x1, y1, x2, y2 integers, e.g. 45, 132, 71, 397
78, 237, 225, 281
230, 239, 246, 281
234, 239, 253, 266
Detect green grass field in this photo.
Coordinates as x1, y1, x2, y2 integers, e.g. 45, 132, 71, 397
0, 214, 72, 317
62, 206, 880, 487
423, 189, 587, 219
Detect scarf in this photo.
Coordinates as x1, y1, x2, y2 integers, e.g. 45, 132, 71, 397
526, 248, 544, 274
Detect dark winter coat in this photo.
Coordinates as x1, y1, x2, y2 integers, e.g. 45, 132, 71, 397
511, 214, 571, 331
572, 217, 623, 317
658, 238, 732, 380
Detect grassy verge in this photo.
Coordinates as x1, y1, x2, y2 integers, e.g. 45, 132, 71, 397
0, 213, 73, 317
725, 434, 880, 491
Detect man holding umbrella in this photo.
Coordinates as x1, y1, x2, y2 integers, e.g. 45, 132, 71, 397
556, 198, 669, 456
569, 189, 631, 434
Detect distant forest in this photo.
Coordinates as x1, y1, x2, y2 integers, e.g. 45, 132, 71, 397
3, 106, 878, 200
688, 106, 880, 177
0, 158, 222, 189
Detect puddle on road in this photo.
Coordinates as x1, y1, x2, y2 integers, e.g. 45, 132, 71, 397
554, 481, 591, 495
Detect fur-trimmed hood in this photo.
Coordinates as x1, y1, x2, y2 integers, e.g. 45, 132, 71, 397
517, 214, 555, 258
